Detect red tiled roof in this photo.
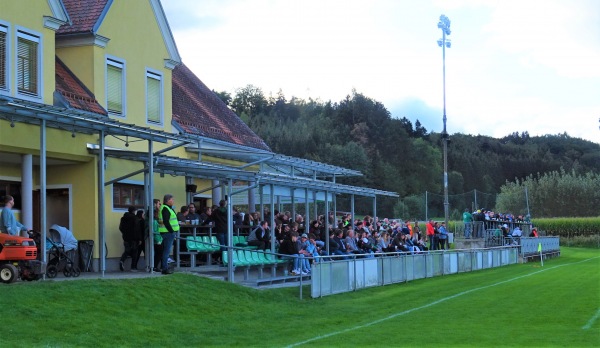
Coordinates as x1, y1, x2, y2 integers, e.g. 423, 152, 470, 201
57, 0, 110, 35
172, 64, 270, 151
55, 56, 107, 115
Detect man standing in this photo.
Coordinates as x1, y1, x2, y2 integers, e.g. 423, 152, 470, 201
232, 207, 243, 228
211, 199, 228, 253
119, 206, 141, 271
426, 219, 436, 251
463, 209, 473, 239
0, 195, 28, 236
438, 222, 449, 250
158, 194, 179, 275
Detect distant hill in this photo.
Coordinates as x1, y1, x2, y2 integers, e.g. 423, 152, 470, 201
218, 86, 600, 217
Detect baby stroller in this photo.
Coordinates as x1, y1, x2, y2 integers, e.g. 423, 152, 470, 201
46, 224, 80, 278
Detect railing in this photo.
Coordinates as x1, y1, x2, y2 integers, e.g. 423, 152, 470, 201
311, 236, 561, 298
311, 247, 519, 298
460, 221, 532, 239
520, 236, 560, 257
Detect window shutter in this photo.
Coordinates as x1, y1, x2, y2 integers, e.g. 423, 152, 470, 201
17, 36, 38, 95
0, 29, 6, 89
147, 74, 161, 123
107, 63, 123, 114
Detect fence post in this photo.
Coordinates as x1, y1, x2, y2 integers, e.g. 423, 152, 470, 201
299, 268, 303, 300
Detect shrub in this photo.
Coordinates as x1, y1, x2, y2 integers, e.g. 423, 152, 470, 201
560, 235, 600, 248
532, 217, 600, 236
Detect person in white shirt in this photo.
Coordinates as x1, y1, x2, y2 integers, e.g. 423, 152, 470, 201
511, 226, 522, 245
512, 226, 522, 237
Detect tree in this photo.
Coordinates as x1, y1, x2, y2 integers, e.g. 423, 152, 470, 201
212, 90, 231, 106
496, 169, 600, 217
225, 84, 600, 217
414, 120, 428, 137
231, 84, 267, 118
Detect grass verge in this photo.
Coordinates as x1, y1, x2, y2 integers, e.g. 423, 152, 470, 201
1, 247, 598, 347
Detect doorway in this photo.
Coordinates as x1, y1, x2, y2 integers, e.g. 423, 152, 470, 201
33, 188, 71, 232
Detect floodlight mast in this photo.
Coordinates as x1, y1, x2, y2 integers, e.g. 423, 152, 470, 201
438, 14, 451, 227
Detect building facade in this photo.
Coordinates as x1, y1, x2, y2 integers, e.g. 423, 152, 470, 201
0, 1, 396, 272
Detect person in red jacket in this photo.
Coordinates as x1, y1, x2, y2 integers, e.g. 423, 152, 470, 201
426, 219, 436, 251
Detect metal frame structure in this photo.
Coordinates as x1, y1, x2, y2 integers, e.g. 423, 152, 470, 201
0, 95, 398, 282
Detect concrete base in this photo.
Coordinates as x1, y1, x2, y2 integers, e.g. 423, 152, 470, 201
453, 238, 485, 250
522, 251, 561, 263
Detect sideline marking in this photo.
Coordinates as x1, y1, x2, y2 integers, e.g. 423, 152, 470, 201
582, 308, 600, 330
286, 256, 600, 347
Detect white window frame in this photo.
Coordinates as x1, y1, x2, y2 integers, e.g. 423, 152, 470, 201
105, 55, 127, 118
145, 68, 163, 126
15, 26, 42, 101
0, 21, 10, 95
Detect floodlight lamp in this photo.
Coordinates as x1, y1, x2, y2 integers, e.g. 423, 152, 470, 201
437, 39, 443, 47
440, 15, 450, 26
446, 40, 451, 48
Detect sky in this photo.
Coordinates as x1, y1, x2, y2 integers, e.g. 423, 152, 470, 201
161, 0, 600, 144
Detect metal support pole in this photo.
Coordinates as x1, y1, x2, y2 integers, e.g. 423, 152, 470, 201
227, 179, 234, 283
40, 121, 47, 265
248, 180, 256, 213
333, 193, 337, 228
98, 130, 106, 276
525, 186, 531, 218
212, 180, 220, 206
147, 140, 154, 272
313, 190, 317, 221
373, 195, 377, 221
443, 137, 449, 226
437, 14, 452, 227
186, 176, 192, 206
270, 184, 275, 252
350, 194, 355, 230
324, 190, 329, 255
291, 188, 296, 221
259, 185, 264, 220
21, 154, 33, 230
305, 188, 309, 228
425, 191, 428, 221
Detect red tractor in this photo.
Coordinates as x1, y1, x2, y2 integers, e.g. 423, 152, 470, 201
0, 232, 46, 283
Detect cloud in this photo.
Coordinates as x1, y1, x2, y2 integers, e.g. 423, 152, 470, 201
388, 98, 442, 133
162, 0, 600, 144
482, 0, 600, 78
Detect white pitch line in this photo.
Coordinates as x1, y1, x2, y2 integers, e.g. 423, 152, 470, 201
582, 307, 600, 330
286, 256, 600, 348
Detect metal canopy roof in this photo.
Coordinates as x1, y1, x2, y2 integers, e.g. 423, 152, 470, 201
89, 147, 259, 182
0, 96, 196, 144
1, 96, 362, 179
2, 96, 396, 197
186, 138, 363, 178
94, 148, 398, 197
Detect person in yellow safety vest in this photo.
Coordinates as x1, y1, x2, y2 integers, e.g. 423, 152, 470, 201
158, 194, 179, 274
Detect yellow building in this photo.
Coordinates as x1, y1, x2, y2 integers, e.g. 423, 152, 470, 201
0, 0, 396, 276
